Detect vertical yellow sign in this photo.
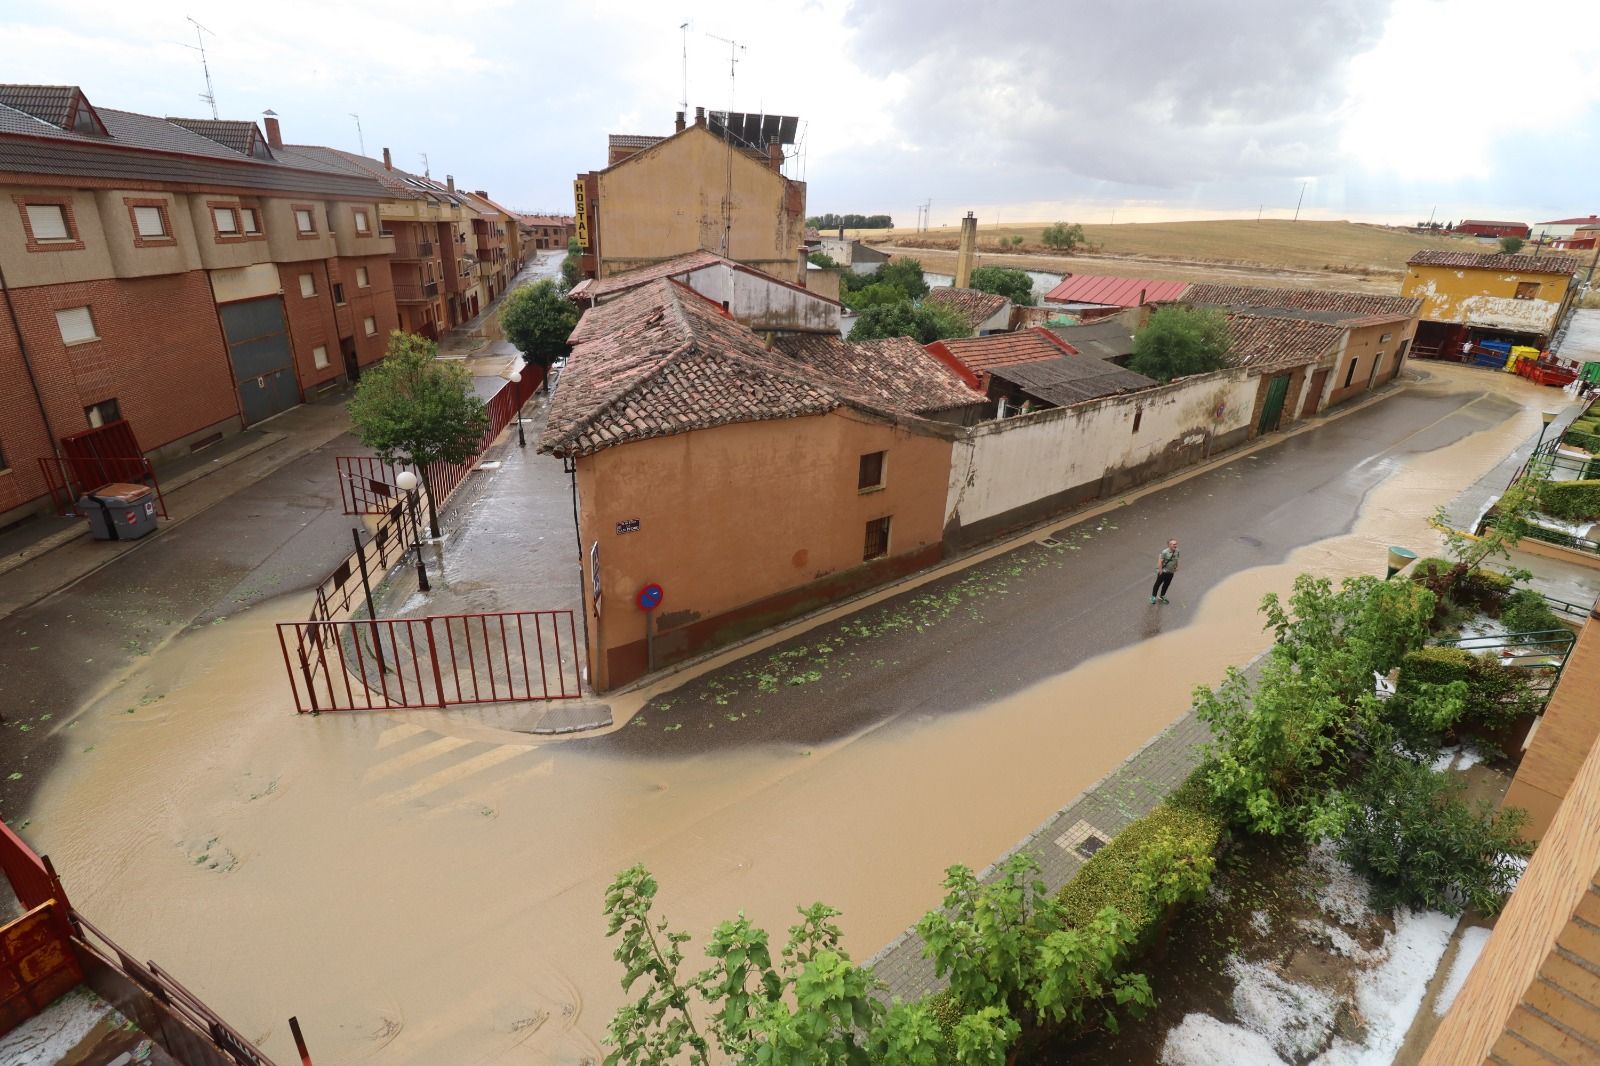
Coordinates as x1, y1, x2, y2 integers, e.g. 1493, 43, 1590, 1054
573, 180, 589, 249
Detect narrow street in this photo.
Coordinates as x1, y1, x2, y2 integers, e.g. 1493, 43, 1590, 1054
4, 365, 1567, 1064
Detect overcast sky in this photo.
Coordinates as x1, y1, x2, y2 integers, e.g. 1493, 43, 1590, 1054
5, 0, 1597, 228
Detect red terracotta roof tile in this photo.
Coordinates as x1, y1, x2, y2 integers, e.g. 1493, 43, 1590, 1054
1225, 314, 1342, 370
1181, 283, 1420, 323
771, 334, 984, 414
934, 328, 1078, 373
924, 287, 1010, 329
1407, 250, 1581, 276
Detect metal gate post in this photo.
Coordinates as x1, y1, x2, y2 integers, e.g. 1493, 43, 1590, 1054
424, 617, 448, 708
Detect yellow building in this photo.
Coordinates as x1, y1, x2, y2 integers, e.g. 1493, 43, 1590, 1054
575, 108, 807, 284
1402, 249, 1581, 355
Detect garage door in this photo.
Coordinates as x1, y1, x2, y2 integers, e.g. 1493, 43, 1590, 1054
218, 297, 299, 426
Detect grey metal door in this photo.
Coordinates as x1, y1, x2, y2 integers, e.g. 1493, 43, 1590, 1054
218, 297, 299, 425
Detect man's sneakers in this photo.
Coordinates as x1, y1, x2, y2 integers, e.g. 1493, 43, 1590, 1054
1160, 597, 1170, 604
1150, 596, 1158, 604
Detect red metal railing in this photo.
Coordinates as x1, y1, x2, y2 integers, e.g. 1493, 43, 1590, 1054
38, 455, 168, 519
276, 610, 581, 712
335, 370, 541, 516
308, 501, 412, 624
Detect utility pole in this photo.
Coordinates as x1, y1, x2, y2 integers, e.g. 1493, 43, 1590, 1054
1257, 204, 1263, 222
1293, 181, 1308, 223
349, 113, 365, 156
184, 17, 219, 119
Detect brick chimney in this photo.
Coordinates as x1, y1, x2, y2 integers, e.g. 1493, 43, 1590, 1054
955, 211, 978, 288
474, 190, 487, 197
767, 140, 783, 171
675, 110, 686, 132
263, 115, 282, 148
694, 106, 706, 127
382, 146, 392, 170
446, 175, 455, 194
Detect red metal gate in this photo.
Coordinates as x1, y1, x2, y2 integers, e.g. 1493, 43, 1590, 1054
276, 611, 582, 712
37, 419, 168, 518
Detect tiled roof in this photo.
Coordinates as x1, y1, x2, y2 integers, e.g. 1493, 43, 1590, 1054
1457, 220, 1528, 228
609, 134, 665, 150
1043, 274, 1189, 307
1538, 216, 1600, 226
771, 334, 985, 414
1225, 313, 1343, 370
166, 117, 261, 155
519, 214, 574, 226
577, 251, 729, 302
1043, 318, 1136, 361
925, 286, 1010, 329
1407, 250, 1582, 276
1181, 283, 1421, 322
987, 356, 1155, 407
0, 85, 77, 127
933, 328, 1079, 373
542, 280, 930, 457
1012, 305, 1080, 330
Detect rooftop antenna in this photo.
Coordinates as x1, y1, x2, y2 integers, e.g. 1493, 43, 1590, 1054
184, 16, 219, 119
704, 31, 746, 256
349, 113, 365, 156
679, 19, 691, 113
418, 152, 429, 177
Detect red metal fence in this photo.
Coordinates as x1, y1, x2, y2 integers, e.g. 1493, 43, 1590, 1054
276, 610, 581, 712
38, 455, 168, 519
336, 369, 542, 516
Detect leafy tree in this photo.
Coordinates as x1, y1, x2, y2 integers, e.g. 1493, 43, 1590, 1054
847, 281, 917, 311
346, 332, 489, 537
877, 259, 930, 301
1008, 236, 1025, 249
849, 301, 972, 344
500, 278, 579, 370
1041, 222, 1086, 252
969, 266, 1037, 307
1499, 235, 1526, 254
1427, 478, 1541, 598
1128, 307, 1231, 383
560, 236, 583, 291
808, 250, 839, 268
807, 213, 893, 230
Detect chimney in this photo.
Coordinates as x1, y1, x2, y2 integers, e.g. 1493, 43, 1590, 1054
955, 211, 978, 288
838, 226, 845, 239
694, 106, 706, 127
446, 175, 455, 194
382, 147, 392, 170
264, 115, 282, 149
675, 110, 686, 132
767, 140, 783, 171
474, 190, 487, 197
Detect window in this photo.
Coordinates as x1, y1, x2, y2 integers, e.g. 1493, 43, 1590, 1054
241, 208, 260, 234
363, 316, 377, 336
25, 204, 69, 240
312, 345, 330, 369
1132, 407, 1143, 434
332, 282, 346, 305
356, 266, 370, 288
84, 398, 121, 428
213, 206, 239, 234
1379, 332, 1393, 343
132, 205, 168, 238
1515, 281, 1541, 300
353, 208, 371, 234
858, 450, 886, 491
1343, 358, 1358, 389
863, 516, 892, 561
298, 273, 316, 298
55, 306, 97, 345
294, 208, 315, 234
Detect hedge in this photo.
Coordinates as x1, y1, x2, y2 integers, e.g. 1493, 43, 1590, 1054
1398, 645, 1472, 687
1399, 646, 1540, 734
1056, 802, 1225, 934
1564, 428, 1600, 454
1540, 480, 1600, 522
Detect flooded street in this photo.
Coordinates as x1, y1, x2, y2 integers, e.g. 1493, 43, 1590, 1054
16, 365, 1561, 1064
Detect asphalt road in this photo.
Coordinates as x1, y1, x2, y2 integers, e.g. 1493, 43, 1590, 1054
584, 384, 1520, 757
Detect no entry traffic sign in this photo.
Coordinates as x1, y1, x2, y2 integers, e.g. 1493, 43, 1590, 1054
637, 583, 664, 611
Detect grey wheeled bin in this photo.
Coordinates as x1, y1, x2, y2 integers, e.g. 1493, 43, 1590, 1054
77, 482, 158, 541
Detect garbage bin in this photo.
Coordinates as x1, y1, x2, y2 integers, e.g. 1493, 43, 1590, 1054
77, 482, 158, 542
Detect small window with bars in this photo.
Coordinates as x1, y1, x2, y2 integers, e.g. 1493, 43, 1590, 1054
858, 450, 886, 491
863, 516, 892, 561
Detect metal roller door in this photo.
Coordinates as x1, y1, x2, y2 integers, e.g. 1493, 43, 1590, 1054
219, 297, 299, 425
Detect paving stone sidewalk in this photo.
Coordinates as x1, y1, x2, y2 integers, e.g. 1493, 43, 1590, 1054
865, 656, 1267, 1001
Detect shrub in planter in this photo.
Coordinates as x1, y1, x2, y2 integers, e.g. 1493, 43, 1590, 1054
1056, 803, 1224, 939
1499, 587, 1563, 636
1539, 479, 1600, 522
1399, 646, 1472, 687
1339, 753, 1529, 915
1564, 428, 1600, 453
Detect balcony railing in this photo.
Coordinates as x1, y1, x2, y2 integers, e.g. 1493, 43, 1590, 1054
394, 281, 440, 303
392, 238, 435, 260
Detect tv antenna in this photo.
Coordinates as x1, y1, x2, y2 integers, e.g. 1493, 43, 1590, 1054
704, 31, 746, 256
679, 20, 691, 112
705, 32, 745, 111
349, 113, 365, 156
184, 16, 219, 119
418, 152, 429, 177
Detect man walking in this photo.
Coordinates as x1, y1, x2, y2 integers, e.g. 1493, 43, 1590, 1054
1150, 538, 1180, 604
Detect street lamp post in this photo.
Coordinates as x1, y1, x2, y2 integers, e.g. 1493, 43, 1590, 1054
510, 371, 527, 448
395, 470, 431, 593
1534, 409, 1559, 457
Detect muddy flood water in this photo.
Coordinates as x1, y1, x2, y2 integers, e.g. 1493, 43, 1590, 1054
18, 366, 1555, 1064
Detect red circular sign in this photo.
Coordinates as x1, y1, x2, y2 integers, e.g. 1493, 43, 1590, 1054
637, 583, 664, 611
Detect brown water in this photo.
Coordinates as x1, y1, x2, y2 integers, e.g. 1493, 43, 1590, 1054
25, 366, 1546, 1064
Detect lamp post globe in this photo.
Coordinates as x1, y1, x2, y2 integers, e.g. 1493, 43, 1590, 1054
509, 372, 528, 447
395, 470, 418, 492
393, 469, 429, 591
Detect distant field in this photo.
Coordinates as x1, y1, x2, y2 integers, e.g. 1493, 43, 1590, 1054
846, 219, 1497, 276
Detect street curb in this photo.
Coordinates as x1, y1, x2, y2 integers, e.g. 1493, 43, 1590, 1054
0, 430, 287, 580
610, 374, 1417, 700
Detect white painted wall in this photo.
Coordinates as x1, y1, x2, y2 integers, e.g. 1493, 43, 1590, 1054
681, 263, 841, 333
944, 368, 1257, 529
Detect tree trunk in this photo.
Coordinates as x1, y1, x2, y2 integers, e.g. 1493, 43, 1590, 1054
417, 465, 442, 539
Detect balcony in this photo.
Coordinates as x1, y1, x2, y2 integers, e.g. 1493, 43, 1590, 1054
394, 281, 440, 304
391, 238, 435, 261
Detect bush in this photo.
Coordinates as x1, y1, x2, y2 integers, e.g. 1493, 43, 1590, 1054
1041, 222, 1086, 252
1398, 645, 1472, 687
1500, 588, 1562, 636
969, 266, 1037, 307
1339, 753, 1530, 916
1564, 428, 1600, 453
1056, 803, 1223, 937
1128, 306, 1231, 383
1539, 479, 1600, 522
1411, 560, 1514, 610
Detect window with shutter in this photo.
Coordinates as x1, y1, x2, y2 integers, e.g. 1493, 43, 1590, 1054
26, 204, 70, 240
295, 209, 315, 233
299, 274, 316, 298
133, 206, 167, 237
55, 306, 97, 344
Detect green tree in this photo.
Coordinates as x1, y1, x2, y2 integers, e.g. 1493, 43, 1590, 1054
1128, 307, 1231, 383
847, 281, 917, 310
1499, 235, 1526, 254
346, 332, 489, 537
849, 301, 972, 344
877, 259, 930, 301
808, 250, 839, 268
499, 278, 579, 370
560, 236, 583, 291
1041, 222, 1086, 252
1428, 478, 1541, 598
969, 266, 1037, 307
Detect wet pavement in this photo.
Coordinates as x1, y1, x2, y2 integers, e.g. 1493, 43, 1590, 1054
584, 382, 1519, 756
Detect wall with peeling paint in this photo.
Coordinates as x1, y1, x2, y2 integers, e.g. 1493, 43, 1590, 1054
676, 261, 839, 333
943, 369, 1258, 546
1402, 265, 1574, 337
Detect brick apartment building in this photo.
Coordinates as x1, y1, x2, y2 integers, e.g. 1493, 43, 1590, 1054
519, 214, 575, 251
0, 84, 399, 527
